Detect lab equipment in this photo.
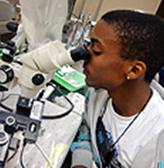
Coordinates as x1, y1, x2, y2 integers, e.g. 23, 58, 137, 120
0, 82, 77, 167
0, 39, 90, 98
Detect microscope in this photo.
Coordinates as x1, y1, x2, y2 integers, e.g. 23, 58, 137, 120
0, 39, 90, 167
0, 39, 90, 97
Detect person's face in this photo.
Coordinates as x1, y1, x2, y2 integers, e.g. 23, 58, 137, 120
83, 19, 132, 91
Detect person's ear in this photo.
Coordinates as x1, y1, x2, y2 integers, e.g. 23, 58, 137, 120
126, 60, 147, 80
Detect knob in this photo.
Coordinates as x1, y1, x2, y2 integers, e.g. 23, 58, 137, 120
0, 65, 14, 84
32, 74, 45, 85
0, 131, 8, 146
5, 116, 16, 134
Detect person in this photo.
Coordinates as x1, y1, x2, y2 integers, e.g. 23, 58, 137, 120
70, 10, 164, 168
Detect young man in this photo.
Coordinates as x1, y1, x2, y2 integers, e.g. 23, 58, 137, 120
70, 10, 164, 168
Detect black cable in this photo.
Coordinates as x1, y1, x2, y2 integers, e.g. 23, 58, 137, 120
20, 140, 26, 168
7, 136, 20, 163
1, 93, 19, 102
42, 83, 74, 119
0, 92, 19, 112
0, 102, 13, 112
7, 149, 18, 162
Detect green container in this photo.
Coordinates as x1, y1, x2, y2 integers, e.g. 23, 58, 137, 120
52, 66, 86, 93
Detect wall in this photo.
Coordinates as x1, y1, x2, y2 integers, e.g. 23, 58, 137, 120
73, 0, 161, 22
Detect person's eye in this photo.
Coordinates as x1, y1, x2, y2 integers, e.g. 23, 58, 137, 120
92, 49, 102, 55
91, 44, 102, 55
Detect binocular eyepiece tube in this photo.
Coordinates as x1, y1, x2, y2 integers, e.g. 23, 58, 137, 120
70, 44, 90, 62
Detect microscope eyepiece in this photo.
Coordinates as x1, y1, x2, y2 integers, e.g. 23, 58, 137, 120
70, 44, 90, 62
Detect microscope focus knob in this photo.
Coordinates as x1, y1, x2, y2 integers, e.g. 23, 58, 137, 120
0, 131, 8, 146
32, 74, 45, 85
0, 65, 14, 84
5, 116, 16, 134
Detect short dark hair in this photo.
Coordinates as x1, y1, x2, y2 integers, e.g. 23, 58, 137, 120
102, 10, 164, 83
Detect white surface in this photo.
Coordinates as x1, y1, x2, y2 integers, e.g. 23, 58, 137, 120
0, 87, 84, 168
